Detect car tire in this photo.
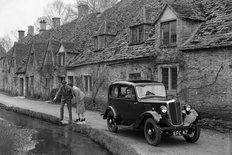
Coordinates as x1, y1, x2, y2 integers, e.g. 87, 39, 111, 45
144, 118, 161, 146
183, 126, 200, 143
107, 111, 118, 133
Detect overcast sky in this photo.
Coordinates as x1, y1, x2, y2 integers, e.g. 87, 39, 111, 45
0, 0, 75, 41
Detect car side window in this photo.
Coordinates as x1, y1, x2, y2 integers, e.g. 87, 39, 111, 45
125, 87, 136, 100
110, 86, 118, 98
118, 86, 127, 98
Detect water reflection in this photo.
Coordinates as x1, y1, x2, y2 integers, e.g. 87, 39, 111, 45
0, 109, 111, 155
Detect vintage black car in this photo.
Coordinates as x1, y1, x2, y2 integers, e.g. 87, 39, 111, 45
103, 80, 201, 146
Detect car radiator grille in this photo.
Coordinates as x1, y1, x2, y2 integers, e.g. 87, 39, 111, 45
168, 101, 182, 125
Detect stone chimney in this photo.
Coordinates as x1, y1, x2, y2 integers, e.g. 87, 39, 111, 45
52, 17, 60, 29
28, 25, 34, 36
39, 20, 47, 32
78, 3, 89, 19
18, 30, 25, 41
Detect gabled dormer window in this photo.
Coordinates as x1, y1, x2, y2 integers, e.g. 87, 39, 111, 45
58, 53, 65, 66
130, 25, 145, 45
161, 20, 177, 46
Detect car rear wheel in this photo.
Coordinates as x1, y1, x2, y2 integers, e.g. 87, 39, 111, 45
144, 118, 161, 146
107, 111, 118, 133
183, 126, 200, 143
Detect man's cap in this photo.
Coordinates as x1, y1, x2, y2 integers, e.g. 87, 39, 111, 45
62, 80, 67, 84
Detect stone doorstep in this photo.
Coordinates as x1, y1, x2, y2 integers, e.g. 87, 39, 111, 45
0, 103, 139, 155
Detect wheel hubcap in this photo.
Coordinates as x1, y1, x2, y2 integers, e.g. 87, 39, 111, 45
148, 129, 152, 135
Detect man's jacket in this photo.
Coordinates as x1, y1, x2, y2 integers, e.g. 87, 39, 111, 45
56, 85, 74, 100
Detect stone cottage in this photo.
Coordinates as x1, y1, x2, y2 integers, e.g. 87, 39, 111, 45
0, 0, 231, 118
67, 0, 232, 116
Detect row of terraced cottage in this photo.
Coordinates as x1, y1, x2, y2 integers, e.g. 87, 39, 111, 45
0, 0, 231, 116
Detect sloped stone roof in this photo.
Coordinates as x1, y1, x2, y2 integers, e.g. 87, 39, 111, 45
95, 20, 117, 36
62, 42, 79, 53
48, 40, 60, 55
13, 43, 31, 69
0, 45, 6, 58
169, 2, 206, 21
5, 48, 13, 64
33, 42, 48, 69
69, 0, 178, 67
181, 0, 232, 50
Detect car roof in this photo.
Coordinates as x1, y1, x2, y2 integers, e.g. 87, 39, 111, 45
111, 80, 162, 86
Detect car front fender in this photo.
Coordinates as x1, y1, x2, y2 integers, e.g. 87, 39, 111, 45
133, 111, 161, 129
103, 106, 117, 119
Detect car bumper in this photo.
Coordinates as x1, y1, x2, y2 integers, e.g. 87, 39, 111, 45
160, 124, 197, 131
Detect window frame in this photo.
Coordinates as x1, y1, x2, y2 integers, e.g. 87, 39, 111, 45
58, 53, 65, 67
158, 65, 178, 92
160, 20, 177, 46
129, 73, 141, 80
84, 75, 92, 92
130, 25, 145, 45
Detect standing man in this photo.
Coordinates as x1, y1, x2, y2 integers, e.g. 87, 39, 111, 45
68, 83, 86, 123
54, 80, 74, 124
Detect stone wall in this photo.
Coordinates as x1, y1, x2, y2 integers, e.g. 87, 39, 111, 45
179, 47, 232, 118
67, 59, 153, 111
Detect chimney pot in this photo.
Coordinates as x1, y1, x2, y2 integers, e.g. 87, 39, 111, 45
78, 3, 89, 19
28, 25, 34, 36
18, 30, 25, 41
52, 17, 61, 29
39, 20, 47, 32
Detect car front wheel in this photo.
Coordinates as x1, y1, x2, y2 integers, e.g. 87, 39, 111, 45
144, 118, 161, 146
183, 126, 200, 143
107, 111, 118, 133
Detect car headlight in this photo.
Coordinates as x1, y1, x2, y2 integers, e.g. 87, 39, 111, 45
160, 105, 167, 113
185, 104, 191, 111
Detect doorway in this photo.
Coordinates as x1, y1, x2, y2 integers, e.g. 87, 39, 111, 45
20, 78, 24, 96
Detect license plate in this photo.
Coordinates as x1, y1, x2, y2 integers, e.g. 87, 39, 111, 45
173, 130, 188, 136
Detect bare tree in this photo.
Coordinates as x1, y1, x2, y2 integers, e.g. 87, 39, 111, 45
75, 0, 120, 13
0, 35, 13, 51
34, 0, 78, 32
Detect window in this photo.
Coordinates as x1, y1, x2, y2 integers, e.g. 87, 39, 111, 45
45, 78, 50, 88
159, 66, 178, 91
58, 77, 65, 84
68, 76, 74, 85
84, 75, 92, 92
30, 53, 34, 64
110, 86, 118, 98
96, 36, 105, 50
130, 25, 144, 44
129, 73, 141, 80
30, 76, 34, 90
59, 53, 65, 66
161, 20, 176, 45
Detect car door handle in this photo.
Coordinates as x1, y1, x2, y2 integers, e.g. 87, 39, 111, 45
134, 102, 138, 104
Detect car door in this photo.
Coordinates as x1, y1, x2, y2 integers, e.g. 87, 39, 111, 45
115, 85, 137, 125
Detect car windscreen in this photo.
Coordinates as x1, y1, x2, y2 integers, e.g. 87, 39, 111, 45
135, 84, 166, 99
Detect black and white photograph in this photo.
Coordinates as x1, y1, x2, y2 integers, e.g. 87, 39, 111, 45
0, 0, 231, 154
